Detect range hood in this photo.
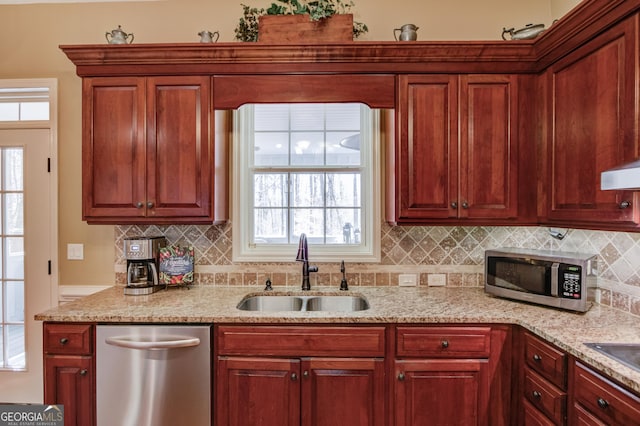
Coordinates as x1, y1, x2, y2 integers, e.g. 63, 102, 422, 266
601, 159, 640, 190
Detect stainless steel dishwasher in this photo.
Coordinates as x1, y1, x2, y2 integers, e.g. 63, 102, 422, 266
96, 325, 211, 426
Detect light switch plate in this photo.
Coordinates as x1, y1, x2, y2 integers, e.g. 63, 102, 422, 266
67, 243, 84, 260
399, 273, 417, 287
428, 273, 447, 287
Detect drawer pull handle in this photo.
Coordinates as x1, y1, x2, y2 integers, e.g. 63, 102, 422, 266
398, 373, 405, 381
597, 397, 609, 409
79, 369, 88, 376
441, 340, 449, 349
532, 391, 541, 400
532, 354, 542, 362
290, 373, 297, 381
619, 200, 631, 209
59, 338, 69, 345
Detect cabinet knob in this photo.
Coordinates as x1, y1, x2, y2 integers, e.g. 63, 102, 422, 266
79, 369, 88, 376
441, 340, 449, 349
451, 202, 458, 209
597, 397, 609, 409
136, 202, 144, 209
147, 201, 154, 209
290, 373, 297, 381
397, 373, 405, 381
59, 338, 69, 345
532, 354, 542, 362
619, 200, 631, 209
303, 370, 309, 378
532, 390, 541, 400
461, 201, 469, 209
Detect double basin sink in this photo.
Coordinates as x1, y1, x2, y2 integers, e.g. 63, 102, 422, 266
237, 294, 369, 312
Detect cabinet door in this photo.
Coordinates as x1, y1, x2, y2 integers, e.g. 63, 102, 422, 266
217, 357, 300, 426
44, 355, 94, 426
396, 75, 459, 220
395, 359, 489, 426
301, 357, 385, 426
82, 77, 146, 220
460, 75, 518, 219
146, 76, 212, 219
545, 16, 639, 227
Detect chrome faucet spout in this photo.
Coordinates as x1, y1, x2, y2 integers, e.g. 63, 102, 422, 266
296, 233, 318, 290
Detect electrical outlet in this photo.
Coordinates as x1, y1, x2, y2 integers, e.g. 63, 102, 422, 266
428, 273, 447, 287
67, 243, 84, 260
399, 273, 417, 287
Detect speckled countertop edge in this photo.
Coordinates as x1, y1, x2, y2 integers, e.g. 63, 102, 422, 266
35, 285, 640, 394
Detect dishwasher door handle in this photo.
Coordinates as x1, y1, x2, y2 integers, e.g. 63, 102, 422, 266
105, 336, 201, 350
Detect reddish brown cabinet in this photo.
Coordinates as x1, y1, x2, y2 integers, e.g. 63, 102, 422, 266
217, 357, 301, 426
541, 15, 640, 230
570, 361, 640, 426
82, 76, 219, 224
520, 331, 568, 426
392, 74, 518, 224
215, 325, 386, 426
393, 326, 511, 426
43, 323, 95, 426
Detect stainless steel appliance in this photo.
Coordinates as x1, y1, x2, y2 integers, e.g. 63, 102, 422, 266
485, 248, 598, 312
124, 236, 166, 295
97, 325, 211, 426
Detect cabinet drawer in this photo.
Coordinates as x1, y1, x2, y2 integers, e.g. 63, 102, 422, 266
524, 367, 566, 425
217, 325, 385, 356
573, 362, 640, 426
524, 332, 567, 389
396, 326, 491, 358
523, 398, 556, 426
44, 323, 93, 355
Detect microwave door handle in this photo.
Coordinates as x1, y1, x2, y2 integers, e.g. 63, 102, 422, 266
551, 262, 559, 296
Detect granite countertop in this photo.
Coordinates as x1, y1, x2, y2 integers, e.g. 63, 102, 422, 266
35, 285, 640, 394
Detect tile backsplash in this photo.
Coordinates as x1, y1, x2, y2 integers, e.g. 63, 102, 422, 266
115, 224, 640, 317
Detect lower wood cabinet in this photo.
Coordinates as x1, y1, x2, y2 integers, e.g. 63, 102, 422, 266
522, 331, 568, 425
43, 323, 95, 426
42, 321, 640, 426
570, 361, 640, 426
393, 325, 512, 426
394, 358, 489, 425
215, 325, 386, 426
217, 356, 385, 426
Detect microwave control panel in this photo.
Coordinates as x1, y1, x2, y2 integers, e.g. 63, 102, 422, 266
560, 264, 582, 298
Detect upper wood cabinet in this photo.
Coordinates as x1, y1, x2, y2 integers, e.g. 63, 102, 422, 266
82, 76, 224, 224
540, 14, 640, 230
60, 0, 640, 231
390, 74, 519, 224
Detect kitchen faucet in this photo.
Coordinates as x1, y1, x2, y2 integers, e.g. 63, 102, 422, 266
296, 233, 318, 291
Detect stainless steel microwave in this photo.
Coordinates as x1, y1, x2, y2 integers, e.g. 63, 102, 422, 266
485, 248, 598, 312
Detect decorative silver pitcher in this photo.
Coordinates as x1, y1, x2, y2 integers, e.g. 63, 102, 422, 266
394, 24, 419, 41
198, 30, 220, 43
105, 25, 134, 44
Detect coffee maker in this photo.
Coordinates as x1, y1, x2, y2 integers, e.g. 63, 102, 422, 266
124, 236, 166, 295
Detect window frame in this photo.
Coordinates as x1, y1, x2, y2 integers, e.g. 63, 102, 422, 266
232, 103, 381, 263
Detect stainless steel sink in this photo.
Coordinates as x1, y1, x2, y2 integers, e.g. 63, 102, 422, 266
237, 295, 369, 312
584, 343, 640, 372
236, 295, 304, 312
306, 296, 370, 312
